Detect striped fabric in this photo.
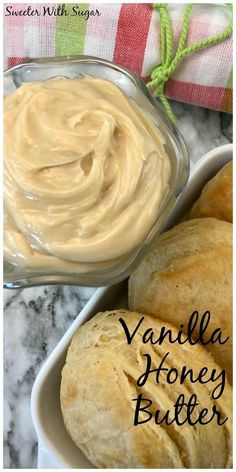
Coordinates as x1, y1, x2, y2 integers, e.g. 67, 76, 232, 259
4, 3, 232, 112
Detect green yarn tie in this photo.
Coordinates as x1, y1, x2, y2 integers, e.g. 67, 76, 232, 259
147, 3, 233, 124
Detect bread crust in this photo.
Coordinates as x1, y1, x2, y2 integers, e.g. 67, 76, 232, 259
129, 218, 232, 381
189, 161, 232, 222
60, 309, 232, 468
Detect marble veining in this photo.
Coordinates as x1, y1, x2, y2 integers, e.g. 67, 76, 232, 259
3, 101, 232, 469
4, 285, 96, 468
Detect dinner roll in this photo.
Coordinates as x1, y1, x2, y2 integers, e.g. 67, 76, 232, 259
60, 310, 232, 468
129, 218, 232, 381
189, 161, 232, 222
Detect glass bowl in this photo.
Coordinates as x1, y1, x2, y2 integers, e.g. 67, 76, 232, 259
3, 55, 189, 288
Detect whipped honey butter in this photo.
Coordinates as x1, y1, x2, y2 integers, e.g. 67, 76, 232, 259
4, 77, 171, 273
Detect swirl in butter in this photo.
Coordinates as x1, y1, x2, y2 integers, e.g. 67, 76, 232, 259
4, 78, 171, 273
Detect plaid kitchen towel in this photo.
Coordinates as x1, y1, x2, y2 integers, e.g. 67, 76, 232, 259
3, 3, 233, 113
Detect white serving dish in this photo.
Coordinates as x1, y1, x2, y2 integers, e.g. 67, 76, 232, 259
31, 143, 232, 469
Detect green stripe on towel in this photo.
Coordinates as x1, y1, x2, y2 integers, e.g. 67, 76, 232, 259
55, 3, 89, 56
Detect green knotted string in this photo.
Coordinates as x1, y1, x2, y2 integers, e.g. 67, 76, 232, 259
147, 3, 233, 124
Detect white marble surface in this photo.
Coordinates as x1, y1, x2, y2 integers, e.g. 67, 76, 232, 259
3, 101, 232, 469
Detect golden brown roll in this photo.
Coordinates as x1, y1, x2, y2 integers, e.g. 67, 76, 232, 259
60, 310, 232, 468
189, 161, 232, 222
129, 218, 232, 381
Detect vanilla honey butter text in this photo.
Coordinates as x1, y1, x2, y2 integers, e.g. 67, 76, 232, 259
4, 78, 170, 273
119, 312, 229, 427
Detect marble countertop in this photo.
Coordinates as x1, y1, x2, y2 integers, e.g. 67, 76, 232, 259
4, 101, 232, 469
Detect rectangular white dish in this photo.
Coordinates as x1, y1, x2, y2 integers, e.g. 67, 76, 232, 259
31, 143, 232, 469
